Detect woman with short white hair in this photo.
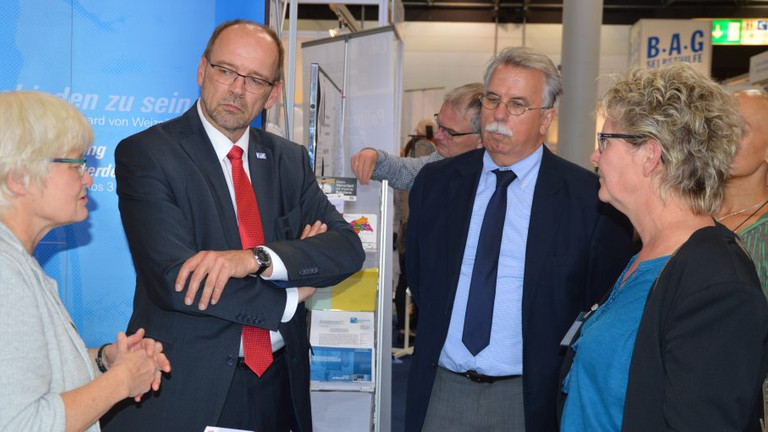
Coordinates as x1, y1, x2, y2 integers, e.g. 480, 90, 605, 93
0, 91, 171, 431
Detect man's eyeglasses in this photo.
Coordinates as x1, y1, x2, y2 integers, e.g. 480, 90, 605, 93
206, 58, 275, 94
596, 133, 646, 153
480, 94, 551, 116
433, 114, 476, 138
51, 158, 87, 176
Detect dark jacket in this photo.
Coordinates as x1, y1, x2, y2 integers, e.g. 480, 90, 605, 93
405, 147, 634, 432
622, 224, 768, 431
103, 106, 364, 432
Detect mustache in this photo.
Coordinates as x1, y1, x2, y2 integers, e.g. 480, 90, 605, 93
485, 122, 513, 137
222, 98, 244, 107
222, 93, 246, 107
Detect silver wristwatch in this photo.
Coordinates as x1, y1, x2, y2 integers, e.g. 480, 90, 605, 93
251, 246, 272, 276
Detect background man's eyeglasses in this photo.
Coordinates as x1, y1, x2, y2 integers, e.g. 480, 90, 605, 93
480, 94, 551, 116
51, 158, 87, 176
206, 58, 274, 93
433, 113, 476, 138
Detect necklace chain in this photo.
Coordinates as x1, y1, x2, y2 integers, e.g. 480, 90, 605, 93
732, 198, 768, 232
717, 196, 768, 221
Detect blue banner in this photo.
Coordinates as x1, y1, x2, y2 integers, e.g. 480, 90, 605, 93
0, 0, 265, 347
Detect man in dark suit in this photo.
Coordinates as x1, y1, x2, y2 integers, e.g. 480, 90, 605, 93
404, 47, 634, 431
103, 20, 364, 432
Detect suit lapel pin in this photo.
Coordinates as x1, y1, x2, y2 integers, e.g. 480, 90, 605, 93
256, 152, 267, 159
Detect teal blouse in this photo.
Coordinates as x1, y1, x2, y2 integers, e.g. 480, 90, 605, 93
561, 255, 670, 432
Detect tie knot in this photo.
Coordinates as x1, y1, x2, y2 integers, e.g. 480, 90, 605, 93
493, 169, 516, 188
227, 145, 244, 161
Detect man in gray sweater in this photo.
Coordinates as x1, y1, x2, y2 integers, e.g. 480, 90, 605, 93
350, 83, 483, 191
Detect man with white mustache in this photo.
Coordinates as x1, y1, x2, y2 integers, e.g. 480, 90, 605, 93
484, 121, 513, 136
404, 46, 634, 432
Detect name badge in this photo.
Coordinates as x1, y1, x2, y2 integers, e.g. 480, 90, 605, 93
559, 303, 599, 348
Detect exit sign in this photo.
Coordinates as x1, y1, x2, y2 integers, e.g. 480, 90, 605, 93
711, 18, 768, 45
712, 19, 742, 44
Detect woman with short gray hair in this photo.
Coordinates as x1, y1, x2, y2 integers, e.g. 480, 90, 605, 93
0, 91, 171, 431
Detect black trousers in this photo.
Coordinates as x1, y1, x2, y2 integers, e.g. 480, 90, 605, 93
217, 350, 294, 432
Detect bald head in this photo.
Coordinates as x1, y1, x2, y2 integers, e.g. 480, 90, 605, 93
203, 19, 284, 82
732, 89, 768, 179
735, 88, 768, 111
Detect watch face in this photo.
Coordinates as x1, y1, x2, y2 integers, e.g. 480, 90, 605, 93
256, 248, 271, 266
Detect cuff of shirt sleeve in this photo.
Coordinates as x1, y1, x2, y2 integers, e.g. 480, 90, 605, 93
259, 245, 288, 280
374, 149, 388, 168
282, 288, 298, 322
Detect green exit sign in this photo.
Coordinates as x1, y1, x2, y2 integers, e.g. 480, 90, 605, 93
712, 19, 742, 44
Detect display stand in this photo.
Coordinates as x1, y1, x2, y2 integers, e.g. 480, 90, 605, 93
302, 27, 402, 432
306, 179, 390, 432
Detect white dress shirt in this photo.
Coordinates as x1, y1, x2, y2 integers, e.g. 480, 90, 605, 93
197, 101, 298, 353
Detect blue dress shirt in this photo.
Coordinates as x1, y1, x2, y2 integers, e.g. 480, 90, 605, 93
439, 146, 543, 376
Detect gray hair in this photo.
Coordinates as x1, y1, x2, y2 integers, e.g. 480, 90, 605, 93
0, 91, 93, 208
443, 82, 483, 133
483, 47, 563, 108
599, 63, 741, 215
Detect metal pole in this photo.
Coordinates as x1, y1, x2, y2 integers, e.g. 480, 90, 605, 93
285, 0, 299, 141
374, 179, 390, 432
557, 0, 604, 168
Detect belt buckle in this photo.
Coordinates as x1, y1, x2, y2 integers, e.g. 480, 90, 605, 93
464, 370, 487, 383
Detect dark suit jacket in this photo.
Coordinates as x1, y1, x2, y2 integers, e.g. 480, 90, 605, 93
404, 147, 634, 432
622, 224, 768, 431
102, 106, 364, 432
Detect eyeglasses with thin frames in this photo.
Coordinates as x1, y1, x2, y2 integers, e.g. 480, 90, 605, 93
205, 58, 275, 94
480, 94, 551, 116
596, 133, 646, 153
433, 113, 476, 138
51, 158, 87, 176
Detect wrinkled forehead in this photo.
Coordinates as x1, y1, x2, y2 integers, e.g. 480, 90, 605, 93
486, 66, 545, 101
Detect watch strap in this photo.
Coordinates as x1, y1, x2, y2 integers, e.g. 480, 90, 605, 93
95, 343, 110, 373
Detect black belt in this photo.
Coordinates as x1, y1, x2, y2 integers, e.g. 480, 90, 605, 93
236, 347, 285, 369
451, 369, 521, 384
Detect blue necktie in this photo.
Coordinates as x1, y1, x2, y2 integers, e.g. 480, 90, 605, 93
462, 169, 517, 356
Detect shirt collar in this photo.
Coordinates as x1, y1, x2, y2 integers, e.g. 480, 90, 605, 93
482, 145, 543, 188
196, 100, 251, 161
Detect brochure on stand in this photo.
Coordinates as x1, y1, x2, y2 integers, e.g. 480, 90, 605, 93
343, 213, 378, 252
310, 391, 373, 432
306, 268, 378, 312
310, 310, 375, 391
317, 176, 357, 200
317, 176, 356, 214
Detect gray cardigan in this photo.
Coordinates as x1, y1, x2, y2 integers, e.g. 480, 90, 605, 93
0, 221, 98, 431
371, 149, 442, 191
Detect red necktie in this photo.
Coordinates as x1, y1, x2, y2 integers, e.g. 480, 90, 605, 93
227, 145, 272, 377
